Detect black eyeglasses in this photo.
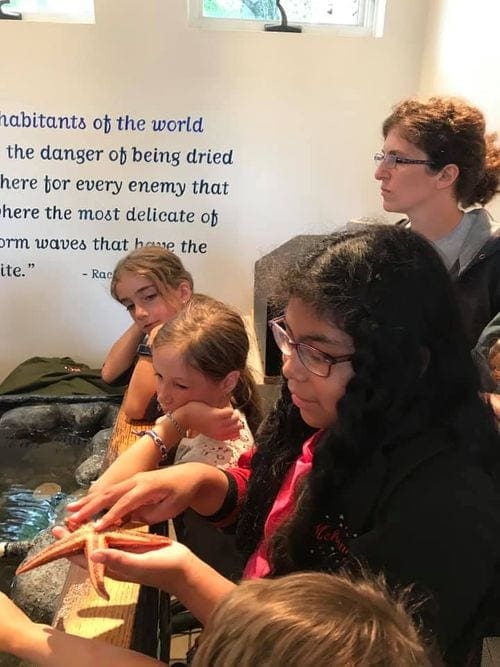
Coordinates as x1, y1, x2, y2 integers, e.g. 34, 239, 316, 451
268, 317, 353, 378
373, 151, 435, 169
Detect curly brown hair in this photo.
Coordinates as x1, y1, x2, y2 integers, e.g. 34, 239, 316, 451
382, 96, 500, 207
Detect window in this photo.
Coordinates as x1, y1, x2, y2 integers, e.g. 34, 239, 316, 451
190, 0, 386, 35
1, 0, 94, 23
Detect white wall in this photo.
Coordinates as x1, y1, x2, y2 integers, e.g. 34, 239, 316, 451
0, 0, 429, 378
419, 0, 500, 221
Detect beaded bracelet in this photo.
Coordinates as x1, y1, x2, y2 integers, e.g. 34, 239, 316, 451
132, 428, 168, 461
165, 411, 185, 438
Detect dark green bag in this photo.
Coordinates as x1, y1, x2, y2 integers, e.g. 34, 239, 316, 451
0, 356, 127, 396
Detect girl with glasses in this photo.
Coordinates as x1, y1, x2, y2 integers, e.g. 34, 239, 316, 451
56, 227, 500, 664
375, 96, 500, 350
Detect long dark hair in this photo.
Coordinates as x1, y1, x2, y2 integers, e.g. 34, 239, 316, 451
236, 226, 498, 571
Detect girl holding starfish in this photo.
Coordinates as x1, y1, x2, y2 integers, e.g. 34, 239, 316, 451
65, 226, 500, 664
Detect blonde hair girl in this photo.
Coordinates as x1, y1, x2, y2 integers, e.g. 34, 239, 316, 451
153, 293, 262, 438
80, 294, 262, 577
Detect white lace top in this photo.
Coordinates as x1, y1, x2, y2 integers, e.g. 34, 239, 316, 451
173, 410, 253, 469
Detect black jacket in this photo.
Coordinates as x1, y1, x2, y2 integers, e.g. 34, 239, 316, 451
222, 430, 500, 663
455, 232, 500, 349
397, 208, 500, 349
325, 431, 500, 663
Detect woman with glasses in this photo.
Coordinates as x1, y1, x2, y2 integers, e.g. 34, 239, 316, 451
64, 226, 500, 665
375, 96, 500, 349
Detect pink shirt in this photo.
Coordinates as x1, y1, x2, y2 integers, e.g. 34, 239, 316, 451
243, 431, 321, 579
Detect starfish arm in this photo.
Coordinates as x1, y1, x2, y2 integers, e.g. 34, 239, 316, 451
84, 533, 109, 600
104, 530, 171, 549
15, 524, 171, 601
16, 536, 85, 575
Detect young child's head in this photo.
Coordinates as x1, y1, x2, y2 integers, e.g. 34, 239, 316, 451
378, 96, 500, 211
110, 247, 193, 334
153, 294, 262, 433
488, 339, 500, 384
193, 571, 431, 667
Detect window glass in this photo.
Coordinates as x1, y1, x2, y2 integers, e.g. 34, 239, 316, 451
4, 0, 94, 23
202, 0, 364, 25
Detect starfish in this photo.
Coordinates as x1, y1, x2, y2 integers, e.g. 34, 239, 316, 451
16, 523, 171, 600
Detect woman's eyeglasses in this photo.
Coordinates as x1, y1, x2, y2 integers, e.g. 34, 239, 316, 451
373, 151, 435, 169
268, 317, 353, 378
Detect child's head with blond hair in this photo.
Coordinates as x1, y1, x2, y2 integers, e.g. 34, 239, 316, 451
193, 571, 431, 667
488, 339, 500, 385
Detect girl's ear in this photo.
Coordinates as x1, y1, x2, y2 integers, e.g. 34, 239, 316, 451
177, 281, 192, 305
436, 163, 459, 190
220, 370, 240, 396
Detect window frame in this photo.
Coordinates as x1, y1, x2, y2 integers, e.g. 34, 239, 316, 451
188, 0, 386, 37
1, 0, 94, 23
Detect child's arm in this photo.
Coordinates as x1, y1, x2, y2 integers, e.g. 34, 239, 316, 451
120, 353, 158, 421
92, 539, 236, 625
90, 403, 243, 493
67, 461, 230, 529
0, 592, 164, 667
120, 323, 165, 420
101, 322, 144, 384
51, 530, 236, 627
89, 428, 167, 494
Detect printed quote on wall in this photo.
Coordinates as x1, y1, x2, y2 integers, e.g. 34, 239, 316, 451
0, 110, 236, 280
